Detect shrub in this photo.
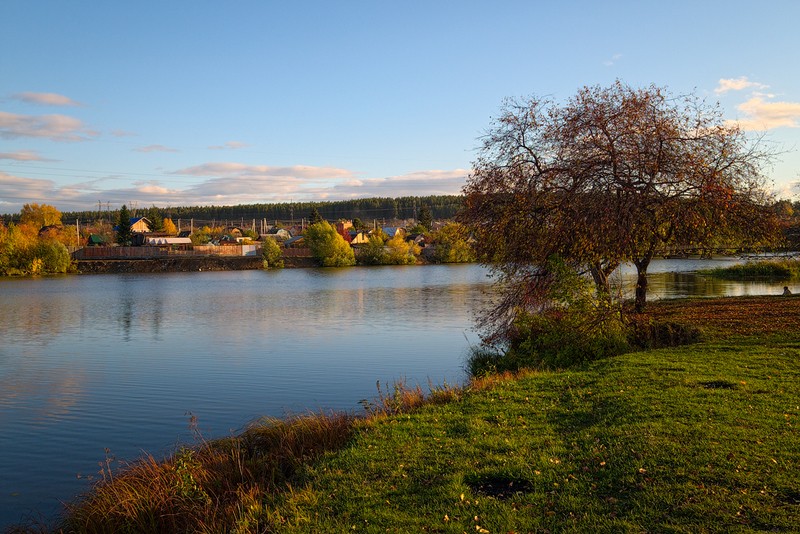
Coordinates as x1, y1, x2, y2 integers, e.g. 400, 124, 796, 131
305, 221, 356, 267
384, 234, 419, 265
469, 257, 630, 374
260, 238, 284, 269
505, 309, 630, 370
626, 316, 702, 349
466, 346, 506, 377
357, 235, 386, 265
429, 222, 476, 263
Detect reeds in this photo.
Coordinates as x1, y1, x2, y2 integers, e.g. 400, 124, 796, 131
48, 380, 473, 533
703, 258, 800, 280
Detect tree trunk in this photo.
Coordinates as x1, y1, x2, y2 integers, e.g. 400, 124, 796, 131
633, 256, 652, 313
590, 264, 611, 298
634, 270, 648, 313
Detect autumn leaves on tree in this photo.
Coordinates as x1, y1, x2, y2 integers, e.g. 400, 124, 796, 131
461, 81, 779, 330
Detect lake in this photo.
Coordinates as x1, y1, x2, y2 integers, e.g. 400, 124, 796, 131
0, 259, 792, 528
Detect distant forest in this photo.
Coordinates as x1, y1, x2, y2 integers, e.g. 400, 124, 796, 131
59, 195, 464, 227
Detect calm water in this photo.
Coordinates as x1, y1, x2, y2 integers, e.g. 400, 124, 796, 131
0, 260, 792, 527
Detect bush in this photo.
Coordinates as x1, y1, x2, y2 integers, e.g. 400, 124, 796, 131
305, 221, 356, 267
384, 234, 419, 265
1, 237, 72, 275
626, 317, 702, 349
357, 235, 386, 265
466, 346, 506, 377
469, 257, 630, 374
429, 222, 475, 263
260, 238, 284, 269
506, 310, 630, 370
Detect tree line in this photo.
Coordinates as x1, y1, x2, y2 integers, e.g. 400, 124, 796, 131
53, 195, 464, 227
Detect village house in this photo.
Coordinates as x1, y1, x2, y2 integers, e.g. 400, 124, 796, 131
129, 217, 152, 233
263, 227, 292, 241
145, 236, 193, 246
348, 230, 370, 245
382, 226, 406, 239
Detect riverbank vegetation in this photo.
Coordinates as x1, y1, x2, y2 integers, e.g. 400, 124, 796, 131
15, 295, 797, 533
0, 204, 75, 276
299, 220, 473, 268
701, 257, 800, 280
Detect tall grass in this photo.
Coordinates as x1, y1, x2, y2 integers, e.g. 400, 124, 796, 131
36, 380, 466, 533
701, 258, 800, 279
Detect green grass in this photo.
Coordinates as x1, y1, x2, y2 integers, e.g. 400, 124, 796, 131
16, 297, 800, 533
701, 258, 800, 280
272, 340, 800, 532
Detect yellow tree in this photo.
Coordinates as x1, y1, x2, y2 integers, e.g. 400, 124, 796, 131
20, 203, 62, 227
305, 221, 355, 267
385, 234, 420, 265
163, 218, 178, 235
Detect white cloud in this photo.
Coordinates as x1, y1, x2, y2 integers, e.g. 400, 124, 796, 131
0, 171, 62, 212
731, 96, 800, 130
0, 150, 54, 162
173, 162, 354, 180
0, 162, 468, 215
208, 141, 248, 150
134, 144, 180, 153
603, 53, 622, 67
326, 169, 469, 198
715, 77, 769, 95
0, 111, 96, 141
12, 92, 82, 107
110, 129, 137, 138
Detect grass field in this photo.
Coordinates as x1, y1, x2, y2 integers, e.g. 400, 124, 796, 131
22, 296, 800, 533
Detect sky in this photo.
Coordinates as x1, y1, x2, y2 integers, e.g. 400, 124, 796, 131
2, 0, 800, 215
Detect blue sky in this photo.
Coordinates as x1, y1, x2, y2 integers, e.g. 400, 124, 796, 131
2, 1, 799, 215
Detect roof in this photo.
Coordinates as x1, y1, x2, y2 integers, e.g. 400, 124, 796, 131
383, 226, 405, 237
283, 235, 306, 246
146, 237, 192, 245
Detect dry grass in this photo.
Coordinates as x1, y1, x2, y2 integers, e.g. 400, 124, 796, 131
45, 381, 474, 534
642, 294, 800, 338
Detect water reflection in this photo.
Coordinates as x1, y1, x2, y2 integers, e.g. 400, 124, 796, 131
615, 258, 792, 300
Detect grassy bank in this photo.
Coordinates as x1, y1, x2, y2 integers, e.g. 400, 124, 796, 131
701, 258, 800, 280
17, 297, 800, 533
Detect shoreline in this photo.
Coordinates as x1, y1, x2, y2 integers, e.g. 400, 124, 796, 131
73, 255, 318, 274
